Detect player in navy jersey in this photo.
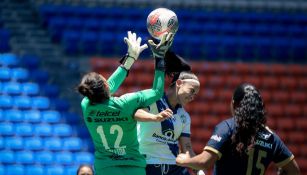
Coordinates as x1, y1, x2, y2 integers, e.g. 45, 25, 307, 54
176, 84, 300, 175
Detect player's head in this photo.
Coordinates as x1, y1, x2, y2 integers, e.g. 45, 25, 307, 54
164, 51, 200, 105
231, 83, 267, 154
77, 164, 94, 175
78, 72, 110, 104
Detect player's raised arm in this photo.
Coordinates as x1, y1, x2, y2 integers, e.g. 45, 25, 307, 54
107, 31, 148, 94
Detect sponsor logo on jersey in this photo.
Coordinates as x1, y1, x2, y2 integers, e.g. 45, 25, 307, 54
255, 139, 272, 149
257, 131, 272, 140
96, 110, 121, 117
152, 133, 177, 144
210, 134, 222, 142
94, 117, 128, 123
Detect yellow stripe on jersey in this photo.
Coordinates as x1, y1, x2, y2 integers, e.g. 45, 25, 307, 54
275, 155, 294, 167
204, 146, 222, 160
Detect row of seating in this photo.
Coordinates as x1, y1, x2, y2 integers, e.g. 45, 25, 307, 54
0, 137, 83, 151
0, 164, 82, 175
0, 28, 10, 53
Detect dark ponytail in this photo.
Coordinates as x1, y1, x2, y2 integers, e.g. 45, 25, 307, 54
78, 72, 110, 104
231, 84, 266, 155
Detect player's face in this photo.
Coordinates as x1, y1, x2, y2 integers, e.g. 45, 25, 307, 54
176, 80, 200, 106
78, 166, 93, 175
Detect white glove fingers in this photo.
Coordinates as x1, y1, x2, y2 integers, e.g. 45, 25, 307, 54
148, 40, 157, 47
140, 44, 148, 52
132, 32, 137, 42
137, 37, 142, 45
127, 31, 132, 40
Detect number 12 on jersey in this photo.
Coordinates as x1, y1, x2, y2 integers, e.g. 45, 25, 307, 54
97, 125, 127, 155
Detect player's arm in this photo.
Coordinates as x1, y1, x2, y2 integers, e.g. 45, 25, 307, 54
107, 31, 148, 94
176, 149, 218, 171
134, 108, 173, 122
277, 159, 300, 175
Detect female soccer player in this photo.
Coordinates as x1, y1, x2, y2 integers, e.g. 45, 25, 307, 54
78, 31, 174, 175
135, 51, 201, 175
176, 84, 300, 175
77, 164, 94, 175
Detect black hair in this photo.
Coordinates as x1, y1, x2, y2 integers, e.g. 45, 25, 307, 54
78, 72, 110, 104
76, 164, 94, 175
231, 84, 267, 155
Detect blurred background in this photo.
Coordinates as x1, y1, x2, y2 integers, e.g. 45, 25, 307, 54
0, 0, 306, 174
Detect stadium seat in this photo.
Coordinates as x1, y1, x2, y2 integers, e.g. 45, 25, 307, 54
0, 137, 3, 150
11, 68, 29, 82
35, 124, 53, 137
54, 151, 73, 165
42, 84, 60, 98
15, 123, 34, 137
53, 124, 73, 137
20, 54, 40, 71
0, 68, 11, 82
16, 151, 35, 164
44, 137, 63, 151
0, 165, 4, 175
64, 165, 79, 175
45, 165, 65, 175
32, 97, 50, 110
30, 69, 49, 85
25, 165, 44, 175
2, 82, 22, 96
0, 150, 14, 164
5, 164, 24, 175
42, 110, 61, 123
22, 82, 40, 96
24, 137, 43, 151
51, 98, 70, 112
74, 152, 94, 164
0, 53, 19, 67
276, 118, 295, 130
5, 136, 24, 150
62, 30, 81, 55
0, 29, 10, 52
80, 31, 99, 55
63, 111, 81, 125
63, 137, 82, 151
0, 95, 13, 109
35, 151, 54, 165
13, 96, 32, 110
0, 122, 14, 136
4, 109, 24, 122
24, 110, 41, 123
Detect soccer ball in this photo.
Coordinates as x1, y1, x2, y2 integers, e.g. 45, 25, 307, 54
146, 8, 179, 40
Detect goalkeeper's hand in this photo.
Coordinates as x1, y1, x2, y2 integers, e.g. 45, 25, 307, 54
148, 32, 175, 59
122, 31, 148, 70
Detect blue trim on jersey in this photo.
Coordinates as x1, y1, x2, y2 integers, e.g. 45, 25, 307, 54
163, 94, 181, 114
180, 133, 190, 137
157, 95, 179, 157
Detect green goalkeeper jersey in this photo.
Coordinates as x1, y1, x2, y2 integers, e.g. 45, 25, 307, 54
81, 66, 165, 170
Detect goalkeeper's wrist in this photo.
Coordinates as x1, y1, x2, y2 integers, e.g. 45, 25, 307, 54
122, 54, 136, 70
155, 56, 165, 71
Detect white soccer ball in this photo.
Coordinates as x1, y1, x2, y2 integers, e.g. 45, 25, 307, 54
146, 8, 179, 40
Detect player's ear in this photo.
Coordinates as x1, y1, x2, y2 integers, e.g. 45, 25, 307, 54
176, 79, 183, 87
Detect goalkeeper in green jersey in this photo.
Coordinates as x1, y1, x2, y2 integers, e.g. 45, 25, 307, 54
77, 31, 175, 175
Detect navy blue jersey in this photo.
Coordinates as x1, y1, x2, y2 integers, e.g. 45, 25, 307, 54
205, 118, 294, 175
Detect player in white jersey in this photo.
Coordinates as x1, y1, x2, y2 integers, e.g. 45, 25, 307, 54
136, 51, 202, 175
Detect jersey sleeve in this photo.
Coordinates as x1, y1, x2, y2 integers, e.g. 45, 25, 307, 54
107, 66, 127, 94
204, 120, 232, 159
180, 112, 191, 137
272, 133, 294, 167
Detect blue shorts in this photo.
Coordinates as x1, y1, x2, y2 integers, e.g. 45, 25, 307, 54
146, 164, 190, 175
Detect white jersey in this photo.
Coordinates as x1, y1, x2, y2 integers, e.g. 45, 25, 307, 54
137, 94, 191, 164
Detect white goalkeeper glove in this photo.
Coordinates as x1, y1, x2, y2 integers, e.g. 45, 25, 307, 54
197, 170, 206, 175
122, 31, 148, 70
148, 32, 175, 59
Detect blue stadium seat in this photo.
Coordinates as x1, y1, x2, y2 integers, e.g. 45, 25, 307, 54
30, 69, 49, 85
64, 165, 79, 175
4, 109, 23, 122
45, 165, 64, 175
21, 54, 40, 71
34, 124, 53, 137
0, 95, 13, 109
63, 137, 82, 151
11, 68, 29, 82
62, 30, 81, 55
5, 164, 24, 175
5, 136, 23, 150
0, 68, 11, 82
0, 29, 10, 52
44, 137, 62, 151
24, 137, 43, 151
74, 152, 94, 164
32, 97, 50, 110
47, 17, 66, 42
15, 123, 34, 137
25, 165, 44, 175
66, 17, 83, 30
42, 110, 61, 123
80, 31, 99, 55
84, 18, 100, 32
2, 82, 22, 96
53, 124, 72, 137
22, 82, 40, 96
24, 110, 41, 123
0, 137, 3, 150
51, 98, 70, 112
0, 122, 14, 136
13, 96, 32, 110
0, 53, 18, 67
0, 150, 14, 164
54, 151, 73, 165
35, 151, 54, 165
98, 31, 116, 55
0, 165, 4, 175
42, 84, 60, 98
63, 111, 81, 124
16, 151, 35, 164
